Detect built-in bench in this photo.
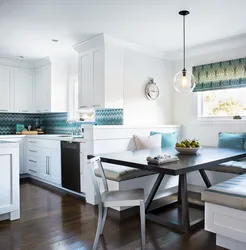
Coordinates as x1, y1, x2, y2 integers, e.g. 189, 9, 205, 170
206, 158, 246, 175
202, 174, 246, 250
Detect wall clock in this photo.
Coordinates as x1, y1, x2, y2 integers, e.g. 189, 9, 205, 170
145, 78, 159, 100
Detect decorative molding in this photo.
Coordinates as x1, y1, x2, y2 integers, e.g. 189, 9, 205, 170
0, 57, 34, 69
73, 33, 165, 58
165, 33, 246, 61
33, 56, 51, 69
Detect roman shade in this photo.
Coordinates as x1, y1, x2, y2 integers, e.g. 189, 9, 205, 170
193, 57, 246, 92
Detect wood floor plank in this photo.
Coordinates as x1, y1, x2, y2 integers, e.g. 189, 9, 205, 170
0, 182, 226, 250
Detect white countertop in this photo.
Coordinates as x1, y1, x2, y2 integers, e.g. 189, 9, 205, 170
0, 134, 85, 142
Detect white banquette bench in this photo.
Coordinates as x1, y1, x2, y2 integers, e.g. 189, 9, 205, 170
202, 174, 246, 250
82, 125, 181, 210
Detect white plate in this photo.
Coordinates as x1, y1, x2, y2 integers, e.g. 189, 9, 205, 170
175, 147, 202, 154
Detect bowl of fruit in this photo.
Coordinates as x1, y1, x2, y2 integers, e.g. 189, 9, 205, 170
175, 139, 201, 154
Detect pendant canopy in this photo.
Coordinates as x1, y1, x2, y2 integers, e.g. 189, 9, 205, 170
173, 10, 195, 93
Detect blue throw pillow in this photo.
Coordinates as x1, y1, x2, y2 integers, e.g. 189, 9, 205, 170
218, 133, 246, 149
150, 131, 177, 148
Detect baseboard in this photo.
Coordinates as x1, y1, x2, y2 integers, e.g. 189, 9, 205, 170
24, 177, 85, 201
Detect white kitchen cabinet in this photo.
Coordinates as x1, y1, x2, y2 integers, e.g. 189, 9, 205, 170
0, 143, 20, 221
0, 65, 14, 112
14, 68, 33, 113
74, 34, 123, 110
34, 65, 51, 112
27, 138, 61, 185
0, 136, 26, 174
38, 147, 61, 185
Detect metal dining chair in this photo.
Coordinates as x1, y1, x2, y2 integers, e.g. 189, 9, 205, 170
88, 156, 146, 250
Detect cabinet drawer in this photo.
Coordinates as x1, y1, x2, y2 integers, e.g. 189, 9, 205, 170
27, 138, 60, 149
27, 161, 38, 175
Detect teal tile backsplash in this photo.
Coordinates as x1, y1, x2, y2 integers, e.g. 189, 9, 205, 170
0, 108, 123, 134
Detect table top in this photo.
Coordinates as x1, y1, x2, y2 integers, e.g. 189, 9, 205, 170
88, 146, 246, 175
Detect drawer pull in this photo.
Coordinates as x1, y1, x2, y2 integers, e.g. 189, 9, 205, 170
29, 141, 37, 143
29, 159, 37, 163
22, 110, 28, 112
80, 106, 87, 108
43, 109, 49, 112
92, 105, 100, 107
0, 109, 8, 112
36, 110, 41, 112
29, 150, 37, 153
29, 169, 37, 173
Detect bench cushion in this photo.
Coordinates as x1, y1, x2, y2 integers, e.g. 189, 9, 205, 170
95, 165, 153, 182
207, 159, 246, 174
202, 174, 246, 211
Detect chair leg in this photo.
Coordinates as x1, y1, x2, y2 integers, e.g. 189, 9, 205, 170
100, 207, 108, 235
92, 202, 103, 250
140, 200, 146, 250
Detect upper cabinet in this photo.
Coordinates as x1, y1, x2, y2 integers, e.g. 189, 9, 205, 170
34, 64, 51, 113
74, 34, 123, 110
14, 68, 33, 113
0, 65, 14, 112
34, 57, 67, 113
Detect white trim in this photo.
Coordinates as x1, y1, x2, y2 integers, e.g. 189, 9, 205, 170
167, 34, 246, 61
73, 33, 165, 59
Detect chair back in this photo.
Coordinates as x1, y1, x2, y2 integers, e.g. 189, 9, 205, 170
88, 156, 109, 202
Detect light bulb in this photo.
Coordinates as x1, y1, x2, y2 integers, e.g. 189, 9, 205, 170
182, 76, 187, 87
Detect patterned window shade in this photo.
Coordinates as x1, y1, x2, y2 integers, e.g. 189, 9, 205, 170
192, 57, 246, 92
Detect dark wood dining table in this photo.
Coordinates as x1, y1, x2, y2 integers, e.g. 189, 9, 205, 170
88, 146, 246, 233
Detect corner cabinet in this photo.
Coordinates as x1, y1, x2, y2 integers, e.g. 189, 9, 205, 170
74, 34, 124, 110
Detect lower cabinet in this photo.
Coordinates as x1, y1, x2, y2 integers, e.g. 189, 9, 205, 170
38, 147, 61, 185
27, 139, 61, 185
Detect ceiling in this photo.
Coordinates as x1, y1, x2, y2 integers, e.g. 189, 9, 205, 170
1, 0, 246, 61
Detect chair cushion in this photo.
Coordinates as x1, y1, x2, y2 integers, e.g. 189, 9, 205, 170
202, 174, 246, 211
207, 159, 246, 174
150, 131, 177, 148
94, 165, 154, 182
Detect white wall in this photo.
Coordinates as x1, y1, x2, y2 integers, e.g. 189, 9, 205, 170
123, 49, 173, 125
172, 46, 246, 145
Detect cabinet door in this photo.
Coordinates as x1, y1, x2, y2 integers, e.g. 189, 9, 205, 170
78, 52, 93, 109
34, 65, 51, 112
14, 68, 33, 113
0, 65, 13, 112
92, 48, 104, 108
47, 148, 61, 185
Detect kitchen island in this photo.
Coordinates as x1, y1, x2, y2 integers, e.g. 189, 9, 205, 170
0, 141, 20, 221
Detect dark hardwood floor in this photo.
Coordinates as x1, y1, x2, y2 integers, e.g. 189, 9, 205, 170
0, 182, 225, 250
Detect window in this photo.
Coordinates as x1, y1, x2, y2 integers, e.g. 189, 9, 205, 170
199, 88, 246, 117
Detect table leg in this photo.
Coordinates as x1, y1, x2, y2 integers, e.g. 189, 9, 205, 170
177, 175, 181, 205
180, 173, 190, 233
145, 173, 165, 212
199, 169, 212, 188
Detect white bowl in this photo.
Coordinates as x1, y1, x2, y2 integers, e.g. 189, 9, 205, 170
175, 147, 202, 155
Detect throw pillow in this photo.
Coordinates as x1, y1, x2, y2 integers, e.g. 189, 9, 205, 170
133, 134, 162, 150
150, 131, 177, 148
218, 132, 246, 150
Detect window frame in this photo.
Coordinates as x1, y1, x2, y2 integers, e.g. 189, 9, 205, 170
197, 91, 246, 122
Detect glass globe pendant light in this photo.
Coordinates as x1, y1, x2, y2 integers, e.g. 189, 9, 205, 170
173, 10, 195, 93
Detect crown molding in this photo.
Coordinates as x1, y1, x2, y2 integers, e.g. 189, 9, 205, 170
33, 56, 51, 69
0, 57, 34, 69
73, 33, 165, 59
165, 33, 246, 61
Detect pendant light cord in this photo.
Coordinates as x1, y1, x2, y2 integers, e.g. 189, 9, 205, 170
183, 15, 186, 71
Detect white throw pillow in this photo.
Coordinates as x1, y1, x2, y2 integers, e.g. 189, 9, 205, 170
133, 134, 162, 150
